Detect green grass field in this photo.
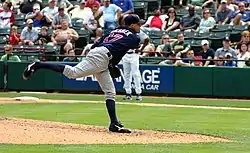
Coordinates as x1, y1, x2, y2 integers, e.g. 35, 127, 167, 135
0, 92, 250, 153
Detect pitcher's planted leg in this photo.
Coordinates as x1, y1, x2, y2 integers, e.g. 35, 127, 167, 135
95, 70, 131, 133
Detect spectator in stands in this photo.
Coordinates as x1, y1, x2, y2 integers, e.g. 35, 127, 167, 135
237, 42, 250, 67
25, 4, 52, 28
113, 0, 134, 15
224, 52, 237, 66
230, 2, 250, 25
215, 55, 225, 66
174, 49, 195, 66
235, 0, 249, 5
162, 7, 180, 32
172, 33, 191, 57
19, 0, 43, 14
86, 0, 100, 10
197, 8, 216, 33
227, 0, 238, 11
70, 0, 97, 34
179, 5, 201, 32
244, 57, 250, 67
0, 45, 21, 62
70, 0, 91, 19
199, 40, 215, 66
52, 5, 72, 29
35, 26, 52, 45
19, 19, 38, 46
216, 0, 233, 25
141, 40, 156, 57
201, 0, 216, 8
9, 26, 20, 45
156, 34, 172, 57
0, 2, 14, 28
41, 0, 58, 21
142, 9, 166, 31
56, 0, 73, 12
239, 30, 250, 44
159, 51, 177, 65
63, 48, 79, 62
95, 0, 122, 35
92, 4, 104, 28
214, 37, 237, 64
51, 19, 79, 55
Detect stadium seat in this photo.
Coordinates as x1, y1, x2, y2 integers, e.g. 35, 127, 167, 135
0, 28, 10, 36
151, 38, 161, 47
232, 25, 248, 31
168, 31, 179, 38
211, 24, 232, 32
183, 31, 196, 40
209, 32, 230, 50
176, 8, 188, 17
193, 32, 210, 40
14, 21, 25, 28
147, 30, 166, 38
0, 36, 8, 44
134, 1, 147, 19
15, 14, 25, 21
75, 28, 90, 49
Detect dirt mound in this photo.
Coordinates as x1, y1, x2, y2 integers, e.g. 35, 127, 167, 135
0, 118, 230, 144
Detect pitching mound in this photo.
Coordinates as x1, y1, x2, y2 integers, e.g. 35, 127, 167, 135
0, 118, 230, 144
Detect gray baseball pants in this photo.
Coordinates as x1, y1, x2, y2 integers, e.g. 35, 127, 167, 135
63, 46, 115, 100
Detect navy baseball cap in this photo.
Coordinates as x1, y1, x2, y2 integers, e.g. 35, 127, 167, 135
124, 14, 145, 26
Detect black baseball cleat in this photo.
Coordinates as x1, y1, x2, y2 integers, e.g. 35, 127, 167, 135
23, 62, 39, 80
123, 94, 132, 100
109, 122, 132, 133
136, 94, 142, 101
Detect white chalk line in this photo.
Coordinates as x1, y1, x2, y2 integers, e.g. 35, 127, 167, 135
2, 98, 250, 111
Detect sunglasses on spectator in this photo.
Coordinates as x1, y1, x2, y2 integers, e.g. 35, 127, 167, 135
163, 37, 170, 39
188, 52, 194, 55
239, 5, 245, 7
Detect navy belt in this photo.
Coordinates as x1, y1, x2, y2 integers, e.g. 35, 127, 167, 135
107, 52, 113, 61
127, 52, 134, 54
107, 52, 112, 57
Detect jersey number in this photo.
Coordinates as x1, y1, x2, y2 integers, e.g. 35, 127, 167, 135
104, 33, 123, 43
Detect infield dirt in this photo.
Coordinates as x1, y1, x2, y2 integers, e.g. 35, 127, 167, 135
0, 98, 231, 144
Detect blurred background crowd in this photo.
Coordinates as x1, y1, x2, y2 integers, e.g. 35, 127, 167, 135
0, 0, 250, 68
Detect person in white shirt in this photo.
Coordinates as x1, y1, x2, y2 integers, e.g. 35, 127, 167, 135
69, 0, 97, 34
0, 2, 14, 28
237, 42, 250, 68
41, 0, 58, 20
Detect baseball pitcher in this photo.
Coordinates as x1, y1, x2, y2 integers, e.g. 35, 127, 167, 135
22, 14, 144, 134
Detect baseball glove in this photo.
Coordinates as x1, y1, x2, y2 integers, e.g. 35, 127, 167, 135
108, 64, 121, 79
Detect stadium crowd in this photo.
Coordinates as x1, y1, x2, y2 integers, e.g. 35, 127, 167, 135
0, 0, 250, 67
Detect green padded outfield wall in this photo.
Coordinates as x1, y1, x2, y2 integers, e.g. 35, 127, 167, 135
0, 61, 4, 89
7, 62, 63, 91
174, 66, 213, 96
213, 67, 250, 97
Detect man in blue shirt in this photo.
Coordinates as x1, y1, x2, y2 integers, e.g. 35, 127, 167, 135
230, 2, 250, 25
96, 0, 122, 35
113, 0, 134, 15
25, 4, 52, 28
